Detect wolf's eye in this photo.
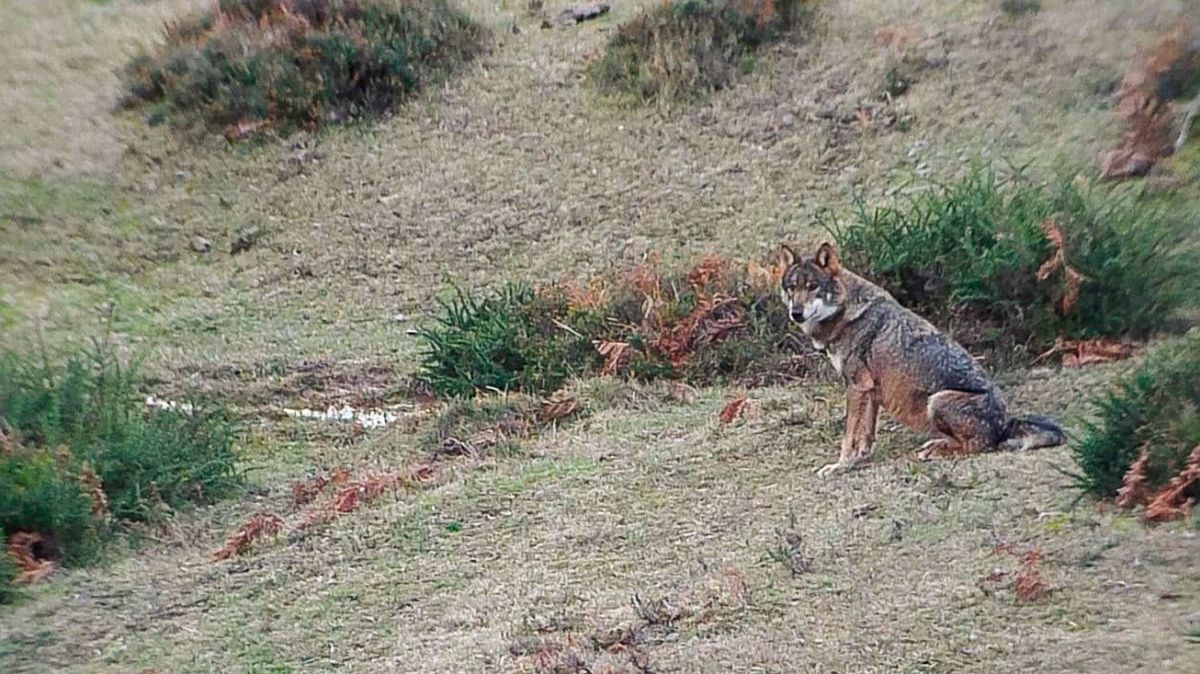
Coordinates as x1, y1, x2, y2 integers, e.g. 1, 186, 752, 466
806, 282, 818, 291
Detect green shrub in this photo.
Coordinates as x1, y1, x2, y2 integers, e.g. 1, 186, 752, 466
416, 285, 600, 398
122, 0, 484, 135
0, 341, 240, 541
91, 408, 240, 520
416, 256, 810, 397
0, 448, 100, 565
1073, 332, 1200, 498
590, 0, 812, 102
825, 167, 1199, 355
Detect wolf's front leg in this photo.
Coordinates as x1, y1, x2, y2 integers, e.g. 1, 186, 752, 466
856, 394, 879, 460
817, 388, 872, 477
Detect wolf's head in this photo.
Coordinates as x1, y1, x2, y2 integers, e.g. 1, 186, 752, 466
779, 242, 846, 327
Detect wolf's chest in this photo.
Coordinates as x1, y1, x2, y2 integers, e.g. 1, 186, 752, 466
827, 351, 844, 375
811, 339, 845, 375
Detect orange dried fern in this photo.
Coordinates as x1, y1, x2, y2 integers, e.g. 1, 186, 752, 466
5, 532, 57, 585
1035, 219, 1086, 316
1143, 444, 1200, 523
213, 512, 284, 561
291, 466, 351, 507
652, 296, 746, 367
1012, 549, 1051, 602
718, 397, 748, 425
540, 391, 581, 422
1115, 448, 1152, 509
1040, 337, 1140, 368
597, 340, 632, 376
686, 253, 727, 290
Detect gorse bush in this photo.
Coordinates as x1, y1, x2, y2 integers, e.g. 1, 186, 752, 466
825, 167, 1199, 355
416, 285, 599, 398
122, 0, 484, 135
1073, 332, 1200, 501
590, 0, 813, 102
417, 255, 808, 397
0, 341, 240, 566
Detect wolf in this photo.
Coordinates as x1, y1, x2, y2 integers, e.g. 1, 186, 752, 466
779, 242, 1066, 477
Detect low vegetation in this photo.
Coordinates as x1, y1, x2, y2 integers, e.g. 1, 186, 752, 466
0, 527, 17, 604
121, 0, 484, 136
999, 0, 1040, 17
424, 394, 549, 457
417, 254, 809, 397
0, 530, 12, 604
1073, 331, 1200, 522
826, 167, 1199, 357
590, 0, 813, 102
416, 285, 599, 398
0, 341, 240, 576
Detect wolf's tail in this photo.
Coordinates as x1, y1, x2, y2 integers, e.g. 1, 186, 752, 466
998, 415, 1067, 452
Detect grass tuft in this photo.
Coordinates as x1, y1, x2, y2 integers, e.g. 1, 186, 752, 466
589, 0, 813, 103
0, 447, 102, 566
121, 0, 485, 136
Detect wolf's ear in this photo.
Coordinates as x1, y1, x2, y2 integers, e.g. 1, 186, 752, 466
814, 242, 841, 274
779, 243, 799, 267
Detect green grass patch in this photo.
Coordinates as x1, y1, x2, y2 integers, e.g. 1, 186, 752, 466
1073, 331, 1200, 498
121, 0, 485, 136
825, 166, 1199, 357
0, 171, 113, 223
1, 340, 240, 568
589, 0, 813, 103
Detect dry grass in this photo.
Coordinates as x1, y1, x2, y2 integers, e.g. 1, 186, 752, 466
2, 0, 1199, 672
0, 0, 206, 178
3, 376, 1199, 672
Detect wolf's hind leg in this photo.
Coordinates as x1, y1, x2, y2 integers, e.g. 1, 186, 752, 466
917, 390, 997, 460
917, 437, 964, 460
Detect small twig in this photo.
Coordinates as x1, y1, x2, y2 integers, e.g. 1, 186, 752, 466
1175, 93, 1200, 153
551, 318, 584, 338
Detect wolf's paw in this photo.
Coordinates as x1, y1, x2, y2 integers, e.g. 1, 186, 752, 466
815, 461, 850, 478
917, 439, 957, 461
